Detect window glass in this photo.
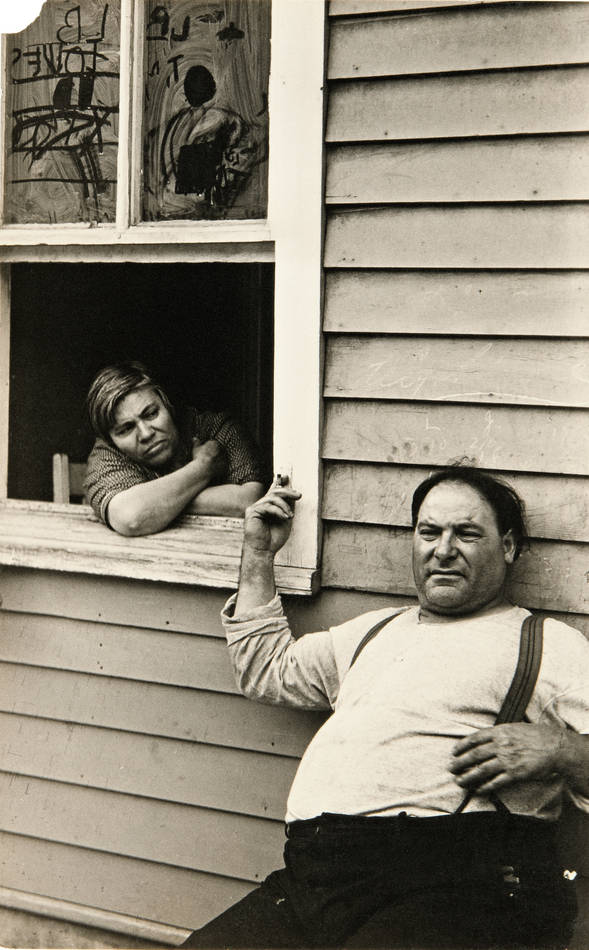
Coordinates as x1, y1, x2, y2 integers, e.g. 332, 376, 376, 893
142, 0, 270, 221
3, 0, 120, 224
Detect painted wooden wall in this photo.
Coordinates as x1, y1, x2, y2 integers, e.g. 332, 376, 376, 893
322, 0, 589, 637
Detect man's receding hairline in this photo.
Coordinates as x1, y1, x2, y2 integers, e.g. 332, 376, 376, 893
415, 479, 504, 533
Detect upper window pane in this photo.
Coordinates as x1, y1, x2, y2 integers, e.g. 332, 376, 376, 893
3, 0, 120, 224
142, 0, 270, 222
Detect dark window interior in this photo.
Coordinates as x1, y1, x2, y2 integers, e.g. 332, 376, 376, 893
8, 262, 274, 502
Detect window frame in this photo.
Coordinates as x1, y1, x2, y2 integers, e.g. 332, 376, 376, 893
0, 0, 326, 595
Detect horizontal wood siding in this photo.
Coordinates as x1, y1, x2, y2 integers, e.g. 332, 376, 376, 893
323, 400, 589, 476
0, 773, 283, 883
325, 336, 589, 407
322, 462, 589, 543
328, 5, 589, 78
0, 570, 331, 936
322, 525, 589, 617
330, 2, 527, 15
327, 136, 589, 204
0, 831, 253, 932
323, 271, 589, 336
323, 1, 589, 638
327, 68, 589, 141
325, 205, 589, 269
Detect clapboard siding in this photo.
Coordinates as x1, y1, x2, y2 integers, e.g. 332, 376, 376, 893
322, 462, 589, 543
0, 773, 283, 883
0, 612, 238, 691
330, 1, 520, 14
323, 400, 589, 477
0, 567, 230, 635
0, 565, 409, 635
327, 67, 589, 142
0, 832, 252, 932
323, 271, 589, 336
325, 205, 589, 269
329, 4, 589, 78
0, 663, 321, 758
0, 713, 296, 821
326, 136, 589, 203
324, 336, 589, 407
322, 525, 588, 615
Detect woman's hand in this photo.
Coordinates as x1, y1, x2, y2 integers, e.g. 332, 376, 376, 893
192, 439, 228, 482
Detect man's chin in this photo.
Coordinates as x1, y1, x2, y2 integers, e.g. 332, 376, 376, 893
421, 586, 470, 615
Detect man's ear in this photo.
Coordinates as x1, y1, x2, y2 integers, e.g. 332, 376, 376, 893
502, 529, 516, 565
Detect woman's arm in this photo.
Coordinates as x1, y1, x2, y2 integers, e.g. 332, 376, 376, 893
107, 440, 225, 536
186, 481, 265, 517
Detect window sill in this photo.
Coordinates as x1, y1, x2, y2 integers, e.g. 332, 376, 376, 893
0, 221, 272, 245
0, 501, 319, 595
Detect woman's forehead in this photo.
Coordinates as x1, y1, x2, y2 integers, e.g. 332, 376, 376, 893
113, 385, 160, 421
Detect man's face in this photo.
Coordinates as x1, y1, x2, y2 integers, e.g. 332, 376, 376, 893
412, 481, 516, 619
109, 386, 179, 469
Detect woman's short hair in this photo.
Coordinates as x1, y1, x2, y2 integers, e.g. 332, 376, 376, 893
411, 466, 528, 560
87, 361, 174, 443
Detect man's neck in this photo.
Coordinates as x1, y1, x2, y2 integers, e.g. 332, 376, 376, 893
418, 596, 513, 624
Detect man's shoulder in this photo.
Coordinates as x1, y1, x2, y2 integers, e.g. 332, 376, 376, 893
540, 614, 589, 650
331, 605, 412, 636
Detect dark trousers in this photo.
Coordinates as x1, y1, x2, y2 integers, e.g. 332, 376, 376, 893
182, 812, 577, 949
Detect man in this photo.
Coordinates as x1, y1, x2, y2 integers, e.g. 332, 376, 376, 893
183, 467, 589, 949
84, 362, 265, 535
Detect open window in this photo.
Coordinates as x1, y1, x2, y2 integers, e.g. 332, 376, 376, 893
0, 0, 325, 594
8, 261, 274, 502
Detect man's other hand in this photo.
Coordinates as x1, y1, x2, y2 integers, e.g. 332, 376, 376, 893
449, 722, 566, 794
243, 481, 302, 555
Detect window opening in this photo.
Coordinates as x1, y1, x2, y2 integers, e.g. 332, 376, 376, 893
8, 261, 274, 504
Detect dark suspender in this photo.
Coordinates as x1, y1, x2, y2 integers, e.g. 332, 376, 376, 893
348, 609, 544, 815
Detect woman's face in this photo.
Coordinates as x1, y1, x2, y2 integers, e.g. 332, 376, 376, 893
109, 386, 179, 469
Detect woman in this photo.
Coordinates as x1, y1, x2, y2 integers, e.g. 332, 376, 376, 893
84, 362, 266, 536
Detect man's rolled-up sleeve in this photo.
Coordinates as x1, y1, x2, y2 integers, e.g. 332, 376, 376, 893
222, 594, 340, 710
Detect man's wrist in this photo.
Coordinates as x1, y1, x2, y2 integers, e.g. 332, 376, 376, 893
240, 545, 276, 578
555, 730, 586, 786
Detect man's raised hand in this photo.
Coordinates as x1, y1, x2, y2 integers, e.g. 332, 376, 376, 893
243, 479, 302, 555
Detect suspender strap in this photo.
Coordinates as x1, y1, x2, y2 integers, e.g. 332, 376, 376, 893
495, 613, 544, 725
454, 613, 544, 815
349, 612, 403, 669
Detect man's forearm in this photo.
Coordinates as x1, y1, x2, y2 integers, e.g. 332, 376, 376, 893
235, 546, 277, 615
556, 731, 589, 798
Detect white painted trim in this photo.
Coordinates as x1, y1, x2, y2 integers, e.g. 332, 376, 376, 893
0, 265, 9, 497
268, 0, 326, 574
129, 0, 146, 225
0, 242, 273, 264
115, 0, 134, 231
0, 222, 273, 245
0, 886, 190, 946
